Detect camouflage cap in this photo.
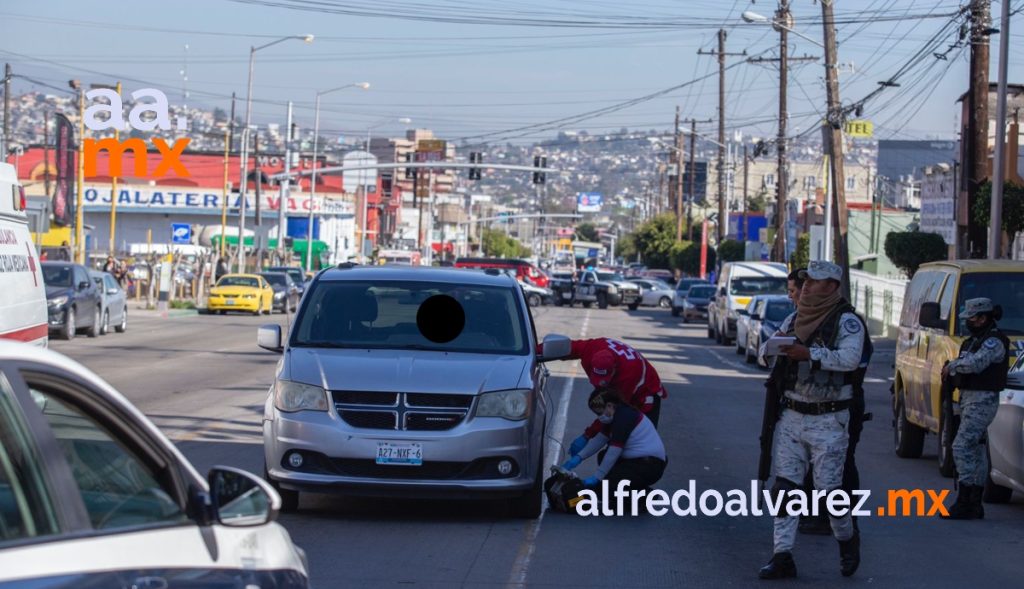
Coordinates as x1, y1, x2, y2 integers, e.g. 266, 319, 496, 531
961, 297, 994, 319
798, 260, 843, 282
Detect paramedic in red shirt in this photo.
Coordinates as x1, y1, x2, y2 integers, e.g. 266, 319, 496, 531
543, 337, 667, 456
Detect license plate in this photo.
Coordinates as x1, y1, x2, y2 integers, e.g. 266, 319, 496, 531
225, 299, 235, 305
562, 292, 572, 299
376, 441, 422, 466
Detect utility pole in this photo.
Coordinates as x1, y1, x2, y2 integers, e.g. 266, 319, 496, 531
965, 0, 991, 257
688, 119, 697, 241
699, 30, 746, 244
2, 63, 10, 158
228, 93, 236, 154
109, 82, 121, 257
278, 101, 293, 260
821, 0, 851, 298
674, 106, 685, 241
743, 143, 749, 242
988, 0, 1010, 259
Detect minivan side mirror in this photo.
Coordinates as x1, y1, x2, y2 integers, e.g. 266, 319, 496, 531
257, 324, 284, 352
538, 334, 571, 361
207, 466, 279, 527
918, 301, 945, 330
78, 280, 90, 290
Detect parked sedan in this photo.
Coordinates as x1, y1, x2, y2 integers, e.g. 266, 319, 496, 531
265, 266, 308, 296
261, 271, 301, 313
680, 284, 716, 324
985, 352, 1024, 504
0, 341, 309, 587
89, 270, 128, 335
743, 295, 795, 366
672, 278, 710, 317
629, 279, 675, 310
42, 261, 102, 340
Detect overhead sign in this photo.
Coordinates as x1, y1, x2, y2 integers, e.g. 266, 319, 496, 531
171, 223, 191, 244
577, 192, 603, 213
844, 120, 874, 138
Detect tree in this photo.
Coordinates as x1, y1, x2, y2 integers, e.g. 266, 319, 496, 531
575, 222, 599, 242
631, 213, 679, 269
789, 233, 809, 270
717, 239, 746, 264
671, 241, 716, 277
884, 231, 947, 278
971, 181, 1024, 246
617, 233, 638, 262
481, 228, 531, 258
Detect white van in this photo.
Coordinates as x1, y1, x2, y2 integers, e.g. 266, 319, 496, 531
709, 261, 788, 345
0, 163, 47, 346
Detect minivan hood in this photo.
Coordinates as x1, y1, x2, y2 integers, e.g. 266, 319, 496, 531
284, 348, 530, 394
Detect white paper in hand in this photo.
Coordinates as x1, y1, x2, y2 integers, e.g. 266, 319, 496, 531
764, 336, 797, 356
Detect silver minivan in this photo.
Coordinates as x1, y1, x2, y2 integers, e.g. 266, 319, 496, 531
258, 266, 564, 518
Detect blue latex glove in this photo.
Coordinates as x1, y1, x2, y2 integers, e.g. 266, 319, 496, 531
568, 434, 588, 456
583, 476, 600, 487
561, 455, 582, 471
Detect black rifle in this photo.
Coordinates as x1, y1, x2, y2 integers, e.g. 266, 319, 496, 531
758, 359, 787, 487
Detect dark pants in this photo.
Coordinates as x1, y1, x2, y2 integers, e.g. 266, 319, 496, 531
646, 394, 662, 428
604, 456, 667, 489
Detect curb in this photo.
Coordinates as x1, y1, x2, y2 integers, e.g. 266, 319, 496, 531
131, 307, 200, 318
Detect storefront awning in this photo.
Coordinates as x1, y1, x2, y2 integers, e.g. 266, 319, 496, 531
211, 235, 329, 256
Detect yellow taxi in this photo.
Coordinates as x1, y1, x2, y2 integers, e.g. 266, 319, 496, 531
893, 260, 1024, 476
208, 273, 274, 315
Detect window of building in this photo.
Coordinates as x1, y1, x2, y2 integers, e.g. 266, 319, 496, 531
762, 174, 776, 188
803, 176, 816, 190
846, 176, 857, 191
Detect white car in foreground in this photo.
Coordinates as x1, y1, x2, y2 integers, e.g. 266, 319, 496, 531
986, 352, 1024, 504
0, 341, 309, 587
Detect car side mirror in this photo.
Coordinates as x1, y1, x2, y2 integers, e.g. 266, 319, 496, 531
78, 280, 90, 290
257, 324, 284, 353
750, 314, 761, 321
538, 334, 571, 361
918, 302, 945, 330
207, 466, 278, 527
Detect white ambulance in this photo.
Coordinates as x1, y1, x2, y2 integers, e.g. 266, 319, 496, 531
0, 163, 47, 346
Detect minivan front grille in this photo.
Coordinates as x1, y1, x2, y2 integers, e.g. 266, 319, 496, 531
334, 391, 472, 431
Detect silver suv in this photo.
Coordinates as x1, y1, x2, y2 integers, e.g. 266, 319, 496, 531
258, 266, 566, 518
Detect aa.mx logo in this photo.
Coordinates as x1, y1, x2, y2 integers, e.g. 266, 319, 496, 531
83, 88, 190, 178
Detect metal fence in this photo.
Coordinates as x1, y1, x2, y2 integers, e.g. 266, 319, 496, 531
850, 269, 907, 339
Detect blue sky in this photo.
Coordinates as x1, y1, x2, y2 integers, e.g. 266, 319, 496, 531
2, 0, 1020, 145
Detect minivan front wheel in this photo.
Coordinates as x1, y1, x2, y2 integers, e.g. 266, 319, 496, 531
938, 402, 959, 478
894, 394, 925, 458
509, 455, 543, 519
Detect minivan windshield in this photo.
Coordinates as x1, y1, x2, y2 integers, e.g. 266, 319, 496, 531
955, 272, 1024, 335
292, 281, 528, 354
730, 277, 787, 296
687, 286, 716, 298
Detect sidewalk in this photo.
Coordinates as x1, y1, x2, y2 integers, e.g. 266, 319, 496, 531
129, 304, 200, 319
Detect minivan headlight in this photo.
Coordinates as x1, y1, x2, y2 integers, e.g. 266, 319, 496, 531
476, 389, 531, 420
274, 380, 328, 413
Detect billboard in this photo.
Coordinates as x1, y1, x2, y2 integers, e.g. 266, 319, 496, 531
577, 192, 603, 213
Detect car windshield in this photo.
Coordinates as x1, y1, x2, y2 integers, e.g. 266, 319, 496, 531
262, 274, 288, 286
217, 276, 259, 288
42, 265, 73, 286
677, 280, 707, 291
955, 272, 1024, 335
292, 280, 528, 354
765, 301, 796, 322
269, 268, 304, 283
730, 277, 787, 296
597, 272, 625, 282
687, 286, 716, 298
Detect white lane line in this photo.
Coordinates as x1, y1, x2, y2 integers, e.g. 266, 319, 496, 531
506, 311, 589, 589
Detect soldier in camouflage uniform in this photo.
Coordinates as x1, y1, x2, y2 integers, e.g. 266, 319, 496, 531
759, 261, 865, 580
940, 297, 1010, 520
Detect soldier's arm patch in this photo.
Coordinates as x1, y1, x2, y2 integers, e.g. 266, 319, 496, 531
844, 318, 862, 333
985, 338, 999, 349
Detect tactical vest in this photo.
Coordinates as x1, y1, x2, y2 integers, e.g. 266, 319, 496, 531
781, 302, 872, 393
957, 326, 1011, 391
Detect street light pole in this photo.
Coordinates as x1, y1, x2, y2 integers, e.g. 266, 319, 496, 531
236, 34, 313, 274
306, 82, 370, 272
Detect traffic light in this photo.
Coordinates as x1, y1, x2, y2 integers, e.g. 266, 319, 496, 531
404, 152, 417, 180
468, 152, 483, 180
532, 155, 547, 184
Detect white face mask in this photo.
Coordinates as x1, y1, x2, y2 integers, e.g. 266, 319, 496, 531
597, 414, 613, 424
